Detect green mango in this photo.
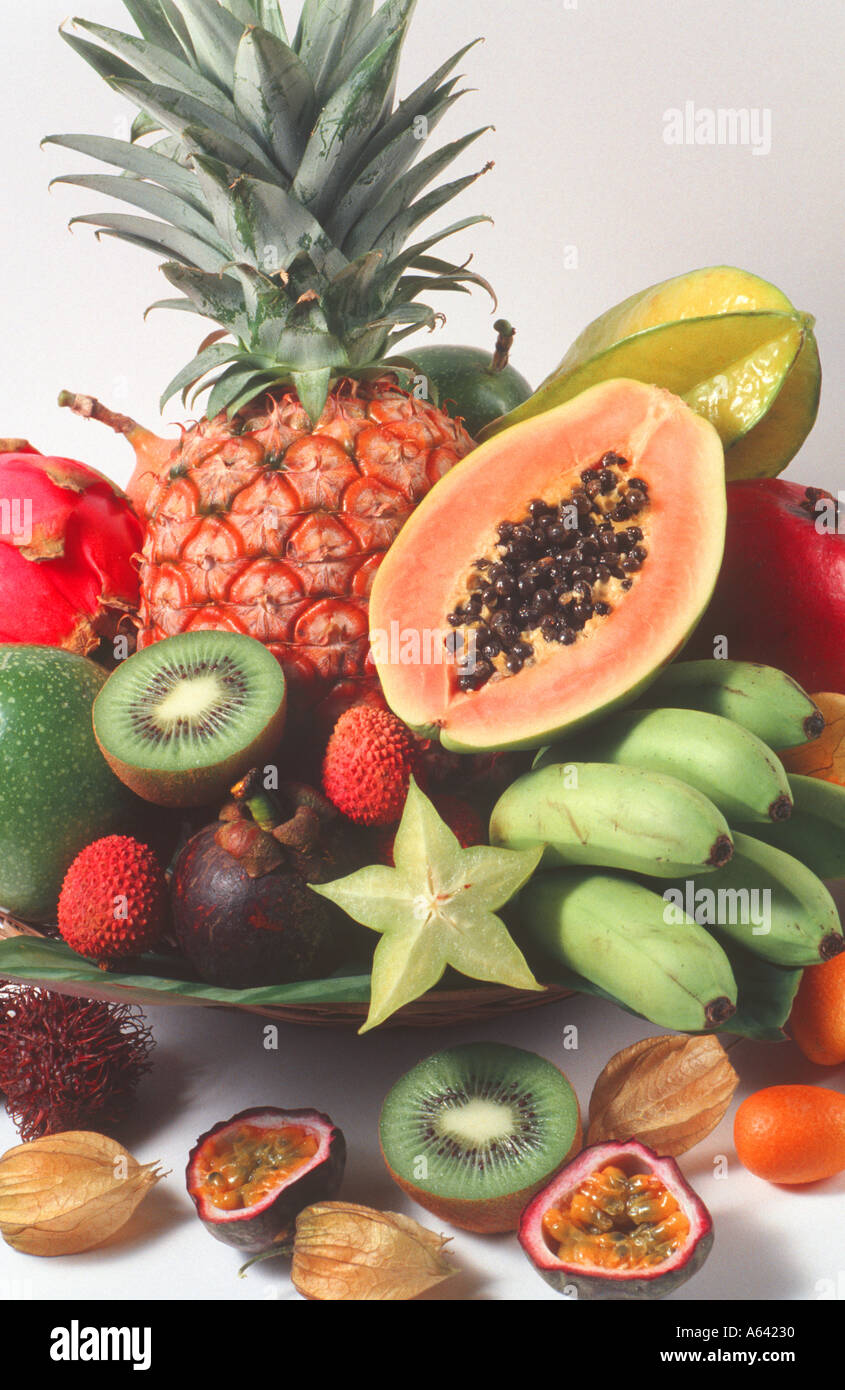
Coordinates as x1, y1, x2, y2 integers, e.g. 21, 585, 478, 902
398, 320, 532, 438
0, 646, 139, 922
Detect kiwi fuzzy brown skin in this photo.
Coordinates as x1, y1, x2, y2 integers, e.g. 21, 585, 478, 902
379, 1102, 583, 1234
93, 707, 287, 809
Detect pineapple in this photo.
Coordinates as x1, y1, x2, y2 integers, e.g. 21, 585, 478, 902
50, 0, 494, 723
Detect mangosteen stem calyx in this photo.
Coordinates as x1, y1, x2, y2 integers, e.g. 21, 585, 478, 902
231, 769, 280, 833
491, 320, 516, 375
229, 773, 326, 853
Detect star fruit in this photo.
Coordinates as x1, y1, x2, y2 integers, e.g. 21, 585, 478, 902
312, 779, 543, 1032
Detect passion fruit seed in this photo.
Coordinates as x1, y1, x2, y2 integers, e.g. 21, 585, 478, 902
196, 1123, 318, 1212
541, 1163, 691, 1271
446, 454, 650, 692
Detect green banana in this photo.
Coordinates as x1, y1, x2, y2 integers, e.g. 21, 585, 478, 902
538, 707, 792, 824
740, 774, 845, 880
638, 660, 823, 751
661, 830, 845, 968
517, 869, 738, 1031
489, 762, 733, 877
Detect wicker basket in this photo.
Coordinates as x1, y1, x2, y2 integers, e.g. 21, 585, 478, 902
0, 912, 572, 1028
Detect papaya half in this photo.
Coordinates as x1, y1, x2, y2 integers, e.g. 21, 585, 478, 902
369, 378, 726, 752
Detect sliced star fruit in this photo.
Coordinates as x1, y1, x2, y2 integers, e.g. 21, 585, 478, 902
481, 267, 820, 480
312, 778, 543, 1031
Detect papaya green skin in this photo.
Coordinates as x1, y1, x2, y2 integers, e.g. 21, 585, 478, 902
407, 345, 532, 439
0, 646, 140, 922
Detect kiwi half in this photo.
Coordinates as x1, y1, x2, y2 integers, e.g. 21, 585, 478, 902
93, 631, 287, 807
379, 1042, 582, 1233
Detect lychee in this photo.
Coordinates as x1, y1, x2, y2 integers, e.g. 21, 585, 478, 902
58, 836, 168, 966
322, 706, 423, 826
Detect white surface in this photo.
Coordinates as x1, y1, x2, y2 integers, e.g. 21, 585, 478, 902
1, 0, 845, 1303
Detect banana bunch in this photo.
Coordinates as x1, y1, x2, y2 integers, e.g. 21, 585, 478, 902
490, 661, 845, 1032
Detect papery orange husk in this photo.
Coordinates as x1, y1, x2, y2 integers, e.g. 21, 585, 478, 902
291, 1201, 458, 1300
587, 1034, 739, 1157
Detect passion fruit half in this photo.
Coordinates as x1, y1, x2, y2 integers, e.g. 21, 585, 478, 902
186, 1107, 346, 1252
519, 1139, 713, 1299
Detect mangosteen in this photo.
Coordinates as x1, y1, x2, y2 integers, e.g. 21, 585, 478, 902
171, 774, 369, 988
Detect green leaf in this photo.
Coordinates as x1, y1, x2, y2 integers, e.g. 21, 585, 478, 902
160, 261, 251, 336
109, 78, 277, 179
355, 39, 480, 171
43, 133, 205, 209
156, 0, 197, 59
131, 110, 163, 142
71, 17, 238, 119
145, 296, 203, 317
341, 127, 492, 255
294, 0, 373, 100
355, 167, 493, 267
216, 370, 287, 418
0, 935, 374, 1007
59, 25, 142, 83
233, 27, 315, 180
377, 214, 492, 300
53, 173, 229, 253
324, 249, 386, 331
159, 339, 244, 408
313, 779, 542, 1032
175, 0, 247, 90
329, 0, 415, 95
716, 942, 803, 1042
223, 0, 263, 28
69, 211, 230, 272
293, 28, 406, 222
194, 160, 347, 279
121, 0, 185, 53
327, 87, 467, 246
254, 0, 290, 44
292, 367, 332, 425
205, 361, 278, 418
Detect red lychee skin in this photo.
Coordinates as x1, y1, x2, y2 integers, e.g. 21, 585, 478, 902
374, 794, 485, 865
322, 706, 424, 826
58, 836, 168, 965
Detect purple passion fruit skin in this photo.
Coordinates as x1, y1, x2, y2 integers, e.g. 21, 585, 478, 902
186, 1107, 346, 1252
519, 1139, 713, 1300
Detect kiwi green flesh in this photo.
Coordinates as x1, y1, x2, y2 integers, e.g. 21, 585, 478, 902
92, 632, 287, 806
94, 631, 286, 772
379, 1043, 579, 1203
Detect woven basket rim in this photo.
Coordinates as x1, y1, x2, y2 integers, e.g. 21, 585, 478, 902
0, 913, 573, 1028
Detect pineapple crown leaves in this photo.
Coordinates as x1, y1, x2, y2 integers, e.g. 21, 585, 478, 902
45, 0, 496, 423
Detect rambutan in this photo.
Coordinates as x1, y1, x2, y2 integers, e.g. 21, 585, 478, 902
374, 794, 486, 865
58, 835, 168, 966
0, 985, 154, 1141
322, 706, 424, 826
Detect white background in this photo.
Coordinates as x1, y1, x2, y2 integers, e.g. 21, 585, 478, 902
1, 0, 845, 1304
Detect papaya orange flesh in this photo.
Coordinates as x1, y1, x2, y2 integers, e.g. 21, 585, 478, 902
370, 379, 726, 752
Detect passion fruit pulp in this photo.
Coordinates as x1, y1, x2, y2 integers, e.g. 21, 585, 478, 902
519, 1140, 713, 1299
186, 1107, 346, 1252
